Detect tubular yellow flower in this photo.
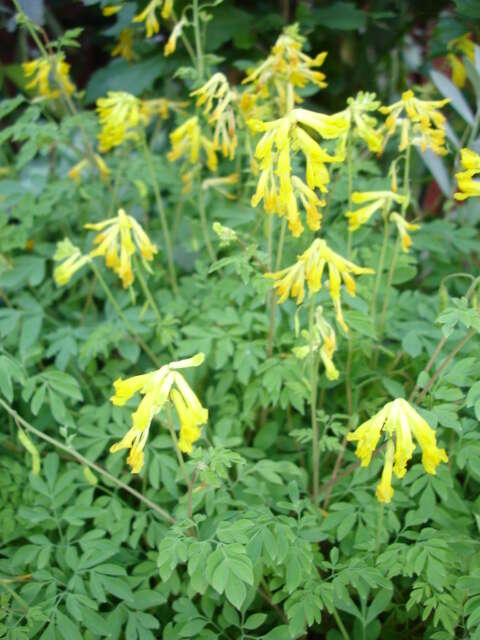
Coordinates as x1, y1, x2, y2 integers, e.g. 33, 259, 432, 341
249, 109, 347, 236
339, 91, 384, 153
53, 239, 90, 286
346, 190, 406, 231
112, 29, 135, 62
447, 33, 475, 88
293, 307, 339, 380
96, 91, 146, 152
454, 148, 480, 200
23, 55, 75, 100
68, 154, 110, 182
109, 353, 207, 472
266, 238, 373, 331
85, 208, 157, 288
164, 18, 186, 56
390, 212, 420, 252
242, 24, 327, 104
103, 4, 123, 16
133, 0, 173, 38
347, 398, 448, 503
167, 116, 218, 172
380, 90, 450, 156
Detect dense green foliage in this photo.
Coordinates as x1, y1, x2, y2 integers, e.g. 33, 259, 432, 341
2, 1, 480, 639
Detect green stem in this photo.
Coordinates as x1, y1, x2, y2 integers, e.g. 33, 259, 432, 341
192, 0, 204, 81
331, 605, 349, 640
0, 579, 29, 614
140, 135, 178, 294
89, 261, 161, 368
134, 257, 162, 322
275, 217, 288, 271
198, 183, 217, 263
309, 295, 320, 504
370, 214, 390, 322
0, 399, 175, 523
376, 502, 385, 553
166, 404, 190, 488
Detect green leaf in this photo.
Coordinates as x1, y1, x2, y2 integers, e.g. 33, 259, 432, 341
225, 573, 247, 610
244, 613, 267, 630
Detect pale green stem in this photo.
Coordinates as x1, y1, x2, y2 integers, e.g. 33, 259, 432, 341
89, 261, 161, 368
134, 257, 162, 322
309, 295, 320, 504
140, 135, 178, 294
198, 182, 217, 263
192, 0, 204, 81
166, 404, 190, 488
0, 399, 174, 523
275, 217, 288, 271
370, 213, 390, 321
331, 606, 349, 640
376, 502, 385, 553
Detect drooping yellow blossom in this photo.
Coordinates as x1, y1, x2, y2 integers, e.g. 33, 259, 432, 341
390, 212, 420, 252
23, 55, 75, 100
68, 154, 110, 182
164, 18, 186, 56
293, 306, 339, 380
202, 174, 239, 200
109, 353, 207, 472
242, 24, 327, 106
85, 208, 157, 288
112, 29, 135, 62
96, 91, 145, 152
347, 398, 448, 503
380, 90, 450, 156
249, 108, 348, 236
346, 190, 406, 231
103, 4, 123, 16
133, 0, 173, 38
266, 238, 374, 331
167, 116, 218, 174
191, 73, 238, 159
53, 239, 90, 286
447, 33, 475, 88
18, 429, 41, 476
339, 92, 384, 153
454, 148, 480, 201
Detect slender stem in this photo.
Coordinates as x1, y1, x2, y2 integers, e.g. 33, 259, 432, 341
309, 296, 320, 504
192, 0, 204, 81
275, 217, 288, 271
331, 606, 349, 640
134, 257, 162, 322
89, 261, 162, 368
376, 502, 385, 553
198, 183, 217, 263
0, 579, 29, 614
414, 328, 476, 404
371, 214, 390, 321
0, 399, 175, 523
140, 135, 178, 293
166, 404, 190, 488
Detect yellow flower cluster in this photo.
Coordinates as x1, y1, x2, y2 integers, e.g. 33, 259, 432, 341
133, 0, 173, 38
68, 154, 110, 182
346, 190, 406, 232
249, 109, 348, 236
447, 33, 475, 88
347, 398, 448, 503
53, 239, 90, 286
266, 238, 374, 331
380, 90, 449, 155
167, 116, 218, 175
454, 148, 480, 201
242, 24, 327, 106
85, 208, 157, 288
339, 92, 384, 153
96, 92, 146, 152
191, 73, 238, 159
23, 55, 75, 100
293, 307, 339, 380
112, 29, 135, 62
110, 353, 207, 472
390, 213, 420, 253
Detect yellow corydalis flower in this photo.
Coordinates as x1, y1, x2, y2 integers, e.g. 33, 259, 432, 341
390, 212, 420, 253
380, 90, 449, 156
112, 29, 135, 62
85, 208, 157, 288
103, 4, 123, 16
249, 108, 348, 236
133, 0, 173, 38
109, 353, 207, 472
242, 24, 327, 105
164, 18, 186, 56
340, 92, 384, 153
167, 116, 218, 174
293, 307, 339, 380
266, 238, 374, 331
68, 154, 110, 182
346, 190, 406, 231
447, 33, 475, 88
96, 91, 146, 152
191, 73, 238, 160
23, 55, 75, 100
53, 239, 90, 286
347, 398, 448, 503
454, 148, 480, 201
